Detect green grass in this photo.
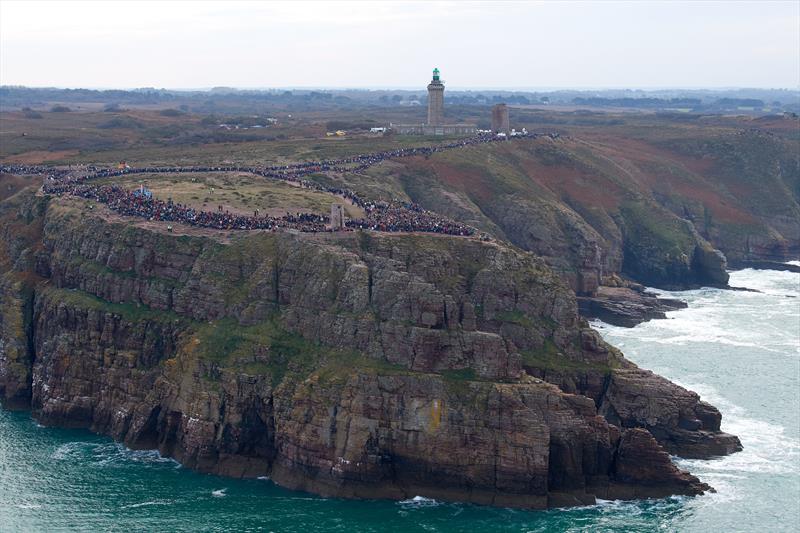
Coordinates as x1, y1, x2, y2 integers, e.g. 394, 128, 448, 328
496, 310, 535, 329
92, 171, 364, 218
41, 286, 185, 324
191, 314, 409, 386
440, 368, 478, 381
619, 200, 696, 255
521, 339, 616, 374
191, 316, 318, 386
438, 367, 479, 396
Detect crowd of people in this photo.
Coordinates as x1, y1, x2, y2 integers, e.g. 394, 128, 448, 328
63, 183, 328, 231
347, 201, 473, 235
2, 131, 558, 236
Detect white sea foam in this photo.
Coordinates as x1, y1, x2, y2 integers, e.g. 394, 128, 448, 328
212, 488, 227, 498
673, 381, 800, 477
729, 268, 800, 297
15, 503, 42, 510
398, 495, 441, 508
592, 498, 644, 514
580, 496, 687, 516
52, 441, 93, 460
51, 441, 180, 468
120, 499, 174, 509
101, 445, 173, 466
594, 268, 800, 520
257, 476, 270, 481
594, 270, 800, 357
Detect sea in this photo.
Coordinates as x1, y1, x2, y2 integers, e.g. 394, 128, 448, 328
1, 267, 798, 532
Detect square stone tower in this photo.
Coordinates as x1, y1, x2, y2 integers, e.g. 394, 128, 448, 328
427, 68, 445, 126
492, 103, 510, 134
330, 203, 345, 230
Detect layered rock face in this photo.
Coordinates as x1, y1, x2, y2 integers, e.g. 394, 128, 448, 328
0, 191, 741, 508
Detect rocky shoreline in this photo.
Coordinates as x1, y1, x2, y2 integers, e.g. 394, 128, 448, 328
0, 190, 742, 509
728, 260, 800, 274
578, 257, 800, 328
577, 286, 688, 328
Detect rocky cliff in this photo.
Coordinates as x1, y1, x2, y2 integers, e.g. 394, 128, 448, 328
0, 190, 741, 508
350, 126, 799, 294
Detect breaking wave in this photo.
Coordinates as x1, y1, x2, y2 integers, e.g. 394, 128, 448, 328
52, 441, 180, 468
398, 496, 442, 509
674, 381, 800, 478
120, 499, 175, 509
593, 269, 800, 357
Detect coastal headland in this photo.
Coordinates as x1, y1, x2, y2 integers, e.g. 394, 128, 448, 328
2, 102, 797, 508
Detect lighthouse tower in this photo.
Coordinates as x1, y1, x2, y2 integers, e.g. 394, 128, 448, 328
391, 68, 476, 135
427, 68, 445, 126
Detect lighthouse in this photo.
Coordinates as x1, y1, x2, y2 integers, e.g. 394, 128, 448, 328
427, 67, 445, 126
391, 68, 476, 135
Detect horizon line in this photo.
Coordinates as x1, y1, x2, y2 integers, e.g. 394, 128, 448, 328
3, 84, 799, 93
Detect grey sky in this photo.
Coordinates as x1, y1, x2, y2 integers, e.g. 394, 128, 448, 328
1, 0, 798, 89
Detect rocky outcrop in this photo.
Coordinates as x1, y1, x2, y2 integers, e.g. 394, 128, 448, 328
691, 244, 730, 286
577, 286, 687, 328
728, 260, 800, 273
0, 192, 740, 508
0, 274, 34, 409
617, 203, 730, 289
270, 374, 710, 508
599, 368, 742, 458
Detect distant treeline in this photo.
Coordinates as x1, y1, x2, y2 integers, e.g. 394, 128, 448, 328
715, 98, 766, 108
1, 86, 795, 114
571, 97, 769, 109
0, 86, 177, 105
572, 97, 703, 107
0, 86, 353, 112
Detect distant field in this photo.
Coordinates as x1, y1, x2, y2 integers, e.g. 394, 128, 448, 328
93, 172, 365, 218
0, 108, 468, 166
3, 106, 797, 169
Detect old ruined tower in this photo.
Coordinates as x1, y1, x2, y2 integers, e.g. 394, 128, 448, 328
492, 103, 510, 134
330, 203, 345, 230
427, 67, 445, 126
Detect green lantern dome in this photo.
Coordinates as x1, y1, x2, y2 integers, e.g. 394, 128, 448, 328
432, 68, 440, 81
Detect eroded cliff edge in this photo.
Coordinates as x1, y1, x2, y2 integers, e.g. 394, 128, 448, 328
0, 191, 741, 508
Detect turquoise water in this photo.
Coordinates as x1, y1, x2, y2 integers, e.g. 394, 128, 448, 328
1, 268, 798, 532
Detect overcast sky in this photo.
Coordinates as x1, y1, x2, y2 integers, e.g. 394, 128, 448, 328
1, 0, 798, 90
